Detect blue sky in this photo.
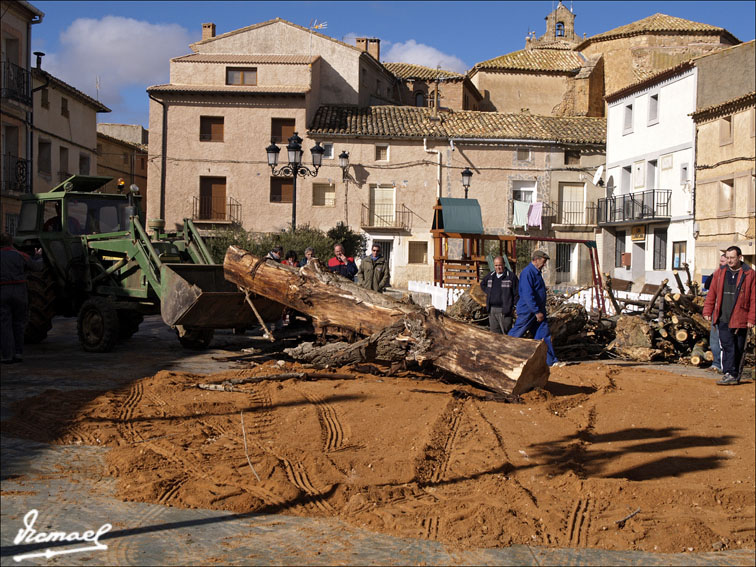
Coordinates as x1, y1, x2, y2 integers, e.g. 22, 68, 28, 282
30, 1, 756, 128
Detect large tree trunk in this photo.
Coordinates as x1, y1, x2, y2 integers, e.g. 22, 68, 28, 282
224, 246, 549, 395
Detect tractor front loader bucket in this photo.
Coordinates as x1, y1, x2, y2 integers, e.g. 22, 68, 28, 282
160, 264, 284, 329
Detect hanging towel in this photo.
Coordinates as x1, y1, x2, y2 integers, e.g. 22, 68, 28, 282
527, 201, 543, 229
513, 200, 530, 229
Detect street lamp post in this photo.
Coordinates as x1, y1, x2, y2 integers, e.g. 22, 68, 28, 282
461, 167, 473, 199
338, 150, 350, 181
266, 132, 324, 229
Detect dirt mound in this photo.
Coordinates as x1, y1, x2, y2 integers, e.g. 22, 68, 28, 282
3, 362, 754, 553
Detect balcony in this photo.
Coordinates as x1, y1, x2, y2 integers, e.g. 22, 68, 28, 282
1, 61, 32, 106
360, 203, 412, 232
553, 200, 598, 226
597, 189, 672, 226
1, 154, 32, 194
192, 195, 241, 224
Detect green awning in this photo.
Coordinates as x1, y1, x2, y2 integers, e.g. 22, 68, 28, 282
432, 198, 484, 234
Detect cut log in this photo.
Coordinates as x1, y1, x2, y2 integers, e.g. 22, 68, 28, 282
603, 274, 623, 315
672, 270, 686, 295
224, 246, 548, 395
550, 303, 588, 346
612, 346, 665, 361
643, 278, 669, 318
446, 286, 486, 321
690, 343, 708, 366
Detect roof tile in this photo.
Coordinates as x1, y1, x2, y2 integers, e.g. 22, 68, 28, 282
581, 13, 738, 45
308, 105, 605, 144
383, 62, 463, 81
472, 48, 584, 73
172, 54, 317, 64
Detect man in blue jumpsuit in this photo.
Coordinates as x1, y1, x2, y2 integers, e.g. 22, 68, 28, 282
508, 249, 559, 366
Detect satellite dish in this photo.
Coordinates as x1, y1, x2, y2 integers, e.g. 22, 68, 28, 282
592, 165, 604, 186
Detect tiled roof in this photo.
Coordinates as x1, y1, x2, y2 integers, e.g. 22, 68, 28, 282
308, 105, 605, 144
578, 13, 739, 47
471, 48, 584, 73
172, 54, 318, 65
147, 84, 308, 95
383, 62, 463, 81
33, 69, 110, 113
605, 61, 695, 101
96, 131, 147, 151
691, 91, 756, 121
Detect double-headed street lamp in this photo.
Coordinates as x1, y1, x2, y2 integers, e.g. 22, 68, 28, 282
461, 167, 473, 199
266, 132, 324, 229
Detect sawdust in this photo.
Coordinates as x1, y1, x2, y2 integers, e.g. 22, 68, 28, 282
3, 362, 754, 553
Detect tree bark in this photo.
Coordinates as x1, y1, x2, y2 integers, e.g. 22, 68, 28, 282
224, 246, 549, 395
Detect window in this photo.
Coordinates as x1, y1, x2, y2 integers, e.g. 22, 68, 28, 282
271, 118, 295, 144
623, 103, 633, 132
564, 150, 580, 165
512, 180, 535, 204
321, 142, 334, 159
79, 153, 90, 175
719, 179, 734, 213
59, 146, 69, 178
633, 161, 644, 188
199, 176, 227, 220
719, 115, 733, 145
653, 228, 667, 271
41, 88, 49, 108
375, 145, 389, 161
646, 159, 657, 190
680, 163, 689, 185
615, 230, 626, 268
408, 241, 428, 264
38, 139, 51, 174
369, 184, 395, 226
516, 148, 532, 162
556, 243, 572, 273
414, 91, 425, 107
4, 213, 19, 236
556, 22, 565, 36
270, 177, 293, 203
226, 67, 256, 85
61, 97, 69, 118
672, 241, 687, 269
621, 166, 631, 191
312, 183, 335, 207
200, 116, 224, 142
648, 93, 659, 124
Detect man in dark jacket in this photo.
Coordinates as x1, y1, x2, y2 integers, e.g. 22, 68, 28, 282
480, 256, 518, 333
508, 249, 559, 366
327, 243, 357, 280
1, 232, 44, 363
703, 245, 755, 385
358, 244, 390, 292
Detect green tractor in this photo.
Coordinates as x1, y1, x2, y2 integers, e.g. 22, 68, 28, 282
14, 175, 280, 352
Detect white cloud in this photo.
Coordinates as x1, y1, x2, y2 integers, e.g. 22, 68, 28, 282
41, 16, 192, 119
382, 40, 467, 73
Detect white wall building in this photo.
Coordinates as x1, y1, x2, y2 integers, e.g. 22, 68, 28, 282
599, 63, 697, 288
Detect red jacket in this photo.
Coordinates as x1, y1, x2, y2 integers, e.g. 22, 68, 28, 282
703, 263, 756, 328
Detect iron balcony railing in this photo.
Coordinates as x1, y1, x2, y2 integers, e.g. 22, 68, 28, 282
597, 189, 672, 225
192, 195, 241, 224
554, 200, 598, 225
360, 203, 412, 231
1, 154, 32, 194
1, 61, 32, 106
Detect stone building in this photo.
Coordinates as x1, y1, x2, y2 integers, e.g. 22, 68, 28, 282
469, 3, 740, 118
690, 41, 755, 277
383, 62, 483, 111
31, 69, 110, 194
146, 18, 397, 225
307, 105, 605, 287
0, 0, 44, 234
96, 126, 148, 198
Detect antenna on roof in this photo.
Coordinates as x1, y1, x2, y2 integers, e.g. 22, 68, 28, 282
308, 19, 328, 59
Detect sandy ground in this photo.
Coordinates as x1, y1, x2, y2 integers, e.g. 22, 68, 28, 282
3, 357, 754, 555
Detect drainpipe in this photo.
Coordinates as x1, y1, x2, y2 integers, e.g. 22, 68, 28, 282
29, 52, 49, 195
423, 138, 441, 199
148, 93, 167, 220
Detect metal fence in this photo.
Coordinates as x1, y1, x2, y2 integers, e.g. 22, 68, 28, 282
1, 61, 32, 105
360, 203, 412, 231
192, 195, 241, 224
555, 201, 597, 225
597, 190, 672, 224
1, 154, 32, 194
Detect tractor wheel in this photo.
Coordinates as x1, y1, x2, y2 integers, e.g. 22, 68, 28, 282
118, 310, 144, 340
77, 297, 119, 352
25, 268, 57, 344
177, 328, 214, 350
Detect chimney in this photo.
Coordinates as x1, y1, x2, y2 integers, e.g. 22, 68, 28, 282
202, 23, 216, 40
355, 37, 380, 61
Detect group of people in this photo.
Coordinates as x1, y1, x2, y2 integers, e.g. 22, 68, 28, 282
267, 243, 390, 292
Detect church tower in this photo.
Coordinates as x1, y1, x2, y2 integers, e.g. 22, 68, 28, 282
527, 1, 581, 49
